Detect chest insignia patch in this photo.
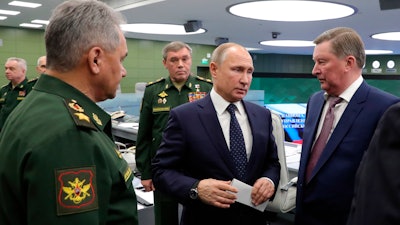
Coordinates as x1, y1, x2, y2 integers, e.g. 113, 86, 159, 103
158, 91, 168, 98
56, 167, 98, 215
18, 90, 26, 97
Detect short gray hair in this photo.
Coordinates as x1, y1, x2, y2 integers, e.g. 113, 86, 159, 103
162, 41, 192, 60
6, 57, 27, 71
314, 27, 365, 69
45, 0, 126, 72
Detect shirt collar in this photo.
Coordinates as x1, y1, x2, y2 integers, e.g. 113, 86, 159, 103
210, 88, 245, 115
324, 75, 363, 103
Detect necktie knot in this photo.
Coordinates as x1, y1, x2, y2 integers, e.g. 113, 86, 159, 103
227, 104, 237, 115
329, 96, 342, 108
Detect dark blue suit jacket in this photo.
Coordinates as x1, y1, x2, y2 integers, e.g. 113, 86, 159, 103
152, 94, 280, 225
295, 80, 400, 225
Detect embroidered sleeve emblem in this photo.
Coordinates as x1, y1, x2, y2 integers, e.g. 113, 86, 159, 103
56, 167, 98, 215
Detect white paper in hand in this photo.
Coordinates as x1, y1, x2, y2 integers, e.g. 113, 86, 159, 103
230, 179, 269, 212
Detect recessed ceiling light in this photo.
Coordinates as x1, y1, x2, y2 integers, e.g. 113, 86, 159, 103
246, 47, 263, 51
260, 40, 315, 47
0, 16, 7, 20
114, 0, 166, 11
31, 19, 49, 25
229, 0, 356, 22
19, 23, 42, 28
371, 32, 400, 41
9, 1, 41, 8
365, 50, 393, 55
0, 9, 20, 15
120, 23, 206, 35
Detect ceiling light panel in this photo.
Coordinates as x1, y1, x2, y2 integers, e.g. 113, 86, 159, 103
31, 19, 49, 25
9, 1, 41, 8
229, 0, 356, 22
0, 9, 20, 15
371, 32, 400, 41
120, 23, 206, 35
365, 50, 393, 55
260, 40, 315, 47
19, 23, 42, 28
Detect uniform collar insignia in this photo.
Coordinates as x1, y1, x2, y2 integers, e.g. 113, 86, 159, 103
92, 113, 102, 126
68, 99, 84, 112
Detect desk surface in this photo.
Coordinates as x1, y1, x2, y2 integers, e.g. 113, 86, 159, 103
112, 118, 138, 142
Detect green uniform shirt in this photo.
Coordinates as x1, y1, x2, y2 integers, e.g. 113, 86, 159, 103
135, 75, 213, 179
0, 75, 138, 225
0, 77, 36, 131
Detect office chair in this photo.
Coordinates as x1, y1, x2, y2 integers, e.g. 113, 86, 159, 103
265, 112, 297, 214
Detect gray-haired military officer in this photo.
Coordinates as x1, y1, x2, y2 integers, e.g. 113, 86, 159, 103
0, 1, 138, 225
136, 41, 213, 225
0, 57, 36, 132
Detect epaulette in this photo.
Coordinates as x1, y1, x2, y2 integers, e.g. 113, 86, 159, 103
64, 99, 97, 130
196, 75, 212, 83
146, 77, 165, 87
28, 77, 39, 83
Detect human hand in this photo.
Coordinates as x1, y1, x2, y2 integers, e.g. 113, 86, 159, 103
197, 178, 237, 208
251, 178, 275, 206
141, 179, 155, 192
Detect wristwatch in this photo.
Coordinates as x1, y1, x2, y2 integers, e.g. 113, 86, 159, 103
189, 180, 200, 200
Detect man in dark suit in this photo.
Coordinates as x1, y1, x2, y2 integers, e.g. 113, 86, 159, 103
152, 42, 281, 225
347, 102, 400, 225
295, 27, 399, 225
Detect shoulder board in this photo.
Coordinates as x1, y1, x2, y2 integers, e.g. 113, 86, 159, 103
146, 77, 165, 87
28, 77, 39, 83
0, 83, 8, 89
64, 99, 97, 130
196, 76, 212, 83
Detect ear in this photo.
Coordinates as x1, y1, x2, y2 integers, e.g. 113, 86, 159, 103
209, 62, 218, 79
162, 58, 168, 69
345, 55, 356, 70
88, 47, 102, 74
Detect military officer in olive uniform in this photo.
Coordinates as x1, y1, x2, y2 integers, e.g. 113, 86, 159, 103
136, 41, 213, 225
0, 57, 36, 132
0, 1, 138, 225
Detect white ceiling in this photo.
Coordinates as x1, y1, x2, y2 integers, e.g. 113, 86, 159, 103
1, 0, 400, 55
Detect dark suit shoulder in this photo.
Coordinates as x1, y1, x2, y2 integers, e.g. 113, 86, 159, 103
146, 77, 165, 87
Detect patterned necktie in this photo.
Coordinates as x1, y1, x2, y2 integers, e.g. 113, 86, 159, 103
306, 97, 342, 182
227, 104, 247, 180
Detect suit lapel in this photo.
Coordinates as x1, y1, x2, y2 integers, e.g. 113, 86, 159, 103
196, 95, 237, 174
311, 82, 369, 179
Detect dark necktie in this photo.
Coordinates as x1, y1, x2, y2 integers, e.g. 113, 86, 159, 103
306, 97, 342, 182
227, 104, 247, 180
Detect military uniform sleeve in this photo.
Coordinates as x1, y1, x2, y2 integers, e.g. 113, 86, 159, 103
135, 84, 155, 179
20, 130, 138, 225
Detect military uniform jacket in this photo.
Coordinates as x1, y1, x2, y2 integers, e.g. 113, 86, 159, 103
0, 77, 36, 131
135, 75, 212, 179
0, 75, 138, 225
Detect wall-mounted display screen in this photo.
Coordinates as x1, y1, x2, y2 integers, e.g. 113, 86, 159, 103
265, 103, 306, 144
